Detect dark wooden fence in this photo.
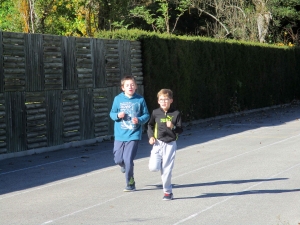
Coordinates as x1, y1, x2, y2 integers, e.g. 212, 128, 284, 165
0, 31, 143, 156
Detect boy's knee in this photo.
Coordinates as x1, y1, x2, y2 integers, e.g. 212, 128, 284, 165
148, 155, 161, 172
148, 163, 160, 172
149, 167, 160, 172
114, 158, 123, 165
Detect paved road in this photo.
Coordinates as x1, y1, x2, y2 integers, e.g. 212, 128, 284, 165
1, 104, 300, 225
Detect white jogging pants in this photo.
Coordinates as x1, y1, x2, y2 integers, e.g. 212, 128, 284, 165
148, 139, 177, 194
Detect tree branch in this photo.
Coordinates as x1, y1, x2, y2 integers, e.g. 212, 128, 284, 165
192, 5, 230, 35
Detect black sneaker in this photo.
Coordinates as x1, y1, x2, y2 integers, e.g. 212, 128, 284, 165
123, 177, 136, 192
162, 193, 173, 201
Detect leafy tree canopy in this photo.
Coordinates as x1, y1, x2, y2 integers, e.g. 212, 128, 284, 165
0, 0, 299, 45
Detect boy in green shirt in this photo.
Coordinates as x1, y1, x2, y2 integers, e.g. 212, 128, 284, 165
147, 89, 183, 200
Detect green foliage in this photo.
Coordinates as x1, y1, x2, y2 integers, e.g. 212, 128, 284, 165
0, 0, 133, 36
270, 0, 300, 21
37, 0, 88, 36
95, 28, 191, 40
95, 28, 156, 40
0, 0, 22, 32
268, 0, 300, 45
0, 0, 299, 45
129, 0, 190, 33
130, 6, 156, 27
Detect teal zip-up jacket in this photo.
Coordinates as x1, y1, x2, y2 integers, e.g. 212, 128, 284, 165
110, 92, 149, 141
147, 107, 183, 143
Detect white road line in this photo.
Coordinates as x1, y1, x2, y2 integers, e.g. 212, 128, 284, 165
173, 133, 300, 179
0, 165, 116, 200
40, 192, 134, 225
1, 127, 298, 200
177, 125, 298, 154
0, 150, 111, 176
173, 162, 300, 225
0, 157, 150, 200
0, 121, 289, 176
37, 133, 300, 225
0, 127, 275, 199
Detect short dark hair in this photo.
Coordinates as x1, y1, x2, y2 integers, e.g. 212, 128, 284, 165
121, 75, 137, 87
157, 89, 173, 99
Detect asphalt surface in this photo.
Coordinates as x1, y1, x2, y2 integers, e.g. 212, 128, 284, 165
1, 104, 300, 225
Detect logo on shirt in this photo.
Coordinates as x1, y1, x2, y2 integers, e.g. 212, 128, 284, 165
120, 102, 140, 130
160, 115, 173, 123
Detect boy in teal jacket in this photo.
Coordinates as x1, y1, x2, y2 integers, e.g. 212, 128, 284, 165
110, 76, 149, 191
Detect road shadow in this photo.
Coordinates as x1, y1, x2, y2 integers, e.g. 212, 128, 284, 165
143, 178, 288, 191
0, 104, 299, 195
175, 188, 300, 199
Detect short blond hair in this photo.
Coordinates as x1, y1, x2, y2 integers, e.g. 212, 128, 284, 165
157, 89, 173, 99
121, 75, 137, 87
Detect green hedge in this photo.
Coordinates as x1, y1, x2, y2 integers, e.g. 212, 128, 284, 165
96, 29, 300, 122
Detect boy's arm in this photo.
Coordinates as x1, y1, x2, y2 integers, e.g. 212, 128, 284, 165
147, 113, 155, 138
138, 99, 150, 124
109, 99, 120, 121
173, 112, 183, 134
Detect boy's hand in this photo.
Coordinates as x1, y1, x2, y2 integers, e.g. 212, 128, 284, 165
132, 117, 138, 124
149, 137, 156, 145
166, 121, 173, 129
118, 112, 125, 119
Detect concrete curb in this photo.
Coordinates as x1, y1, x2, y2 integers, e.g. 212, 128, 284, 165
0, 136, 113, 161
182, 103, 291, 127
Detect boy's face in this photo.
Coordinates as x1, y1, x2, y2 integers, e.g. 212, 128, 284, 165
122, 79, 137, 97
158, 95, 173, 112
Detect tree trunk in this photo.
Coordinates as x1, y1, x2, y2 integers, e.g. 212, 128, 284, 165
252, 0, 271, 43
